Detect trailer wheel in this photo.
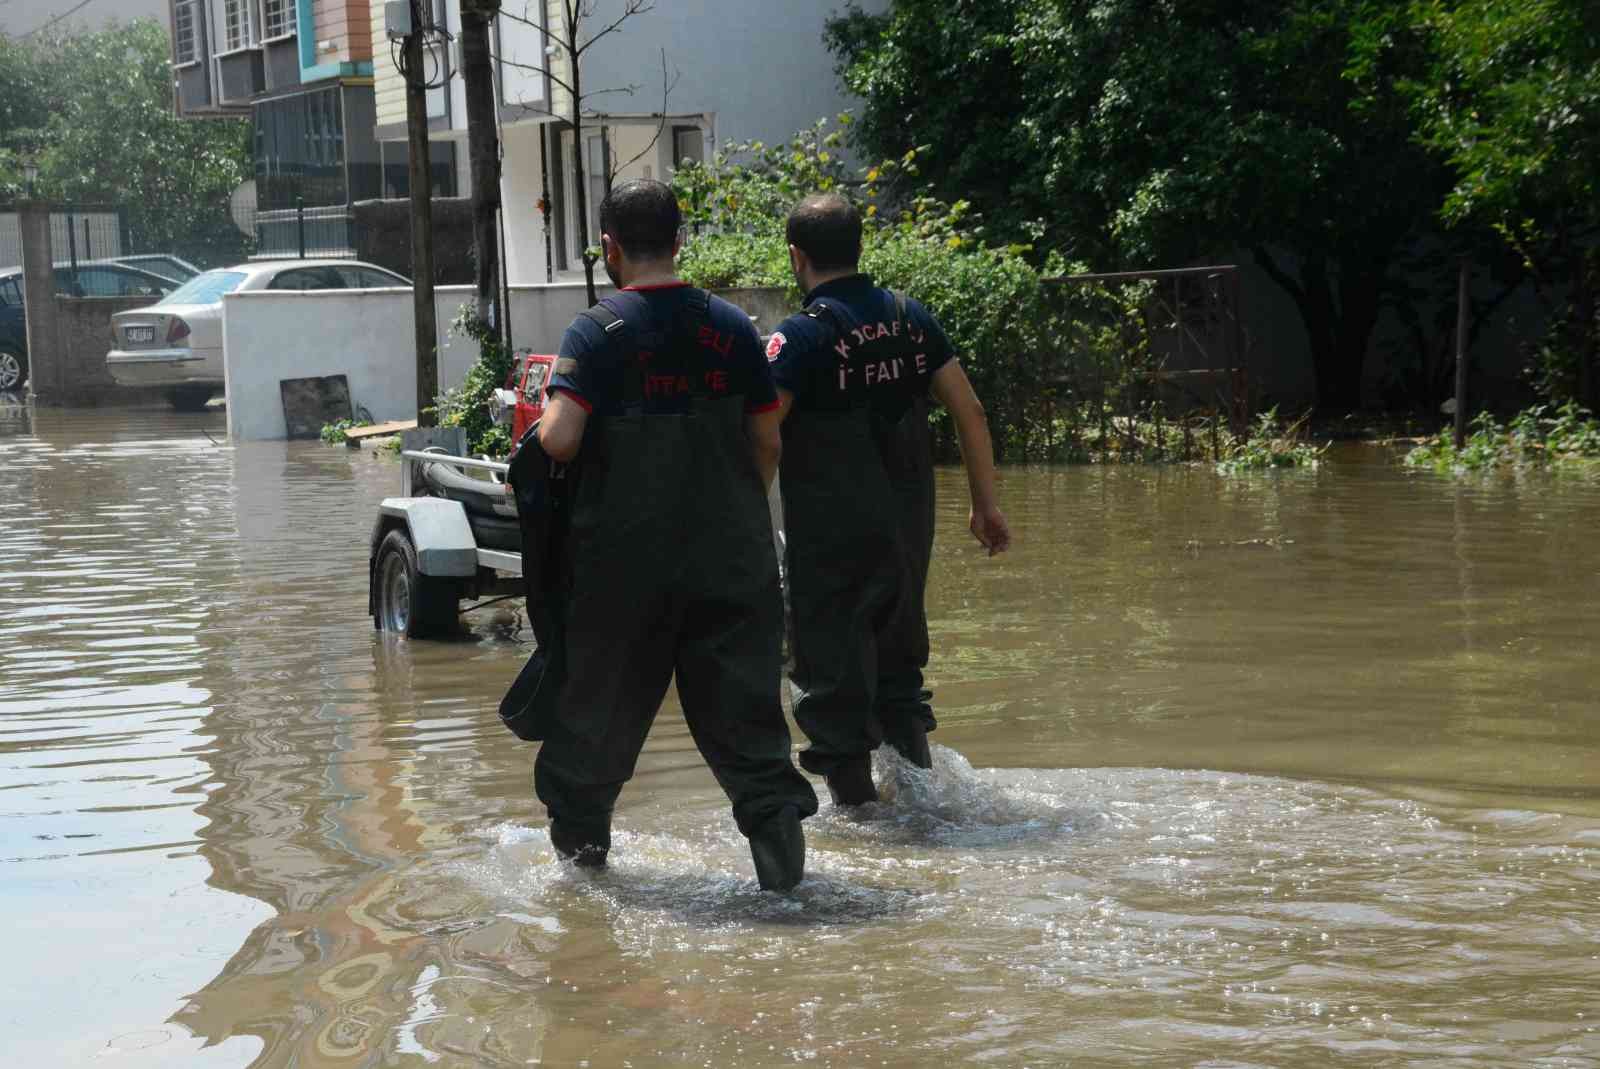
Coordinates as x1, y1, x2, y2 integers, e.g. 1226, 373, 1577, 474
374, 528, 458, 638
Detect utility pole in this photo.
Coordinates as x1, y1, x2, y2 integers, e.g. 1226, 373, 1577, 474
403, 0, 439, 427
460, 0, 503, 337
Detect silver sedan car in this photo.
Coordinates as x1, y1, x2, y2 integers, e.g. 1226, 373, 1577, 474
106, 259, 410, 410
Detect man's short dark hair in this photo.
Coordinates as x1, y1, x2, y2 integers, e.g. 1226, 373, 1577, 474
786, 193, 862, 271
599, 178, 681, 260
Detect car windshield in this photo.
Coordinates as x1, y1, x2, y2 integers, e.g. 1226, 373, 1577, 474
157, 270, 247, 307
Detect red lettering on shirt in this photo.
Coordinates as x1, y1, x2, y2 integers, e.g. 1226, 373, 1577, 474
705, 369, 729, 394
698, 326, 733, 357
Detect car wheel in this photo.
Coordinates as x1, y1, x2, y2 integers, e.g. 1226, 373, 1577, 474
0, 350, 24, 393
373, 528, 458, 638
166, 385, 214, 412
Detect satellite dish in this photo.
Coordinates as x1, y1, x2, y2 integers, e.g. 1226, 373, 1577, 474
229, 180, 257, 237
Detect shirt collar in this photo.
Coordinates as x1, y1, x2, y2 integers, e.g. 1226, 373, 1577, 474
803, 273, 874, 306
622, 280, 691, 292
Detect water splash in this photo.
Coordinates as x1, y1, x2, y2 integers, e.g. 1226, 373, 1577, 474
816, 743, 1108, 848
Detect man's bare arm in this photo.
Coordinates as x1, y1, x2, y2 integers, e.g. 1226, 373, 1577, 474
747, 406, 783, 490
929, 360, 1011, 556
537, 391, 589, 463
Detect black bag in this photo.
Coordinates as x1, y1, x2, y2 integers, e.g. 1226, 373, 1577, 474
497, 422, 574, 740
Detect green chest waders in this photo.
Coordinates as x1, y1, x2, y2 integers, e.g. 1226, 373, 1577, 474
780, 293, 938, 777
530, 291, 818, 870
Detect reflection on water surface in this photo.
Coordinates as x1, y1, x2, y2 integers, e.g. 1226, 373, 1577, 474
1, 408, 1596, 1066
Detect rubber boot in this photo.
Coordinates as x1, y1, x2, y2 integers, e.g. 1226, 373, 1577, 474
749, 805, 805, 891
549, 818, 609, 869
882, 720, 932, 769
823, 755, 878, 806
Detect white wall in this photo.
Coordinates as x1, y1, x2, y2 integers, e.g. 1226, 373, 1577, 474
579, 0, 885, 157
223, 289, 419, 440
224, 281, 614, 439
435, 281, 615, 384
500, 124, 553, 285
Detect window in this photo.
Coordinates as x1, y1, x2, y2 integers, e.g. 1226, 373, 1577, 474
335, 266, 408, 289
254, 88, 348, 209
262, 0, 296, 40
224, 0, 252, 52
672, 126, 705, 168
0, 277, 21, 308
267, 267, 347, 291
174, 1, 198, 64
157, 271, 247, 307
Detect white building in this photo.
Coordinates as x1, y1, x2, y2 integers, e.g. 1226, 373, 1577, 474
370, 0, 881, 284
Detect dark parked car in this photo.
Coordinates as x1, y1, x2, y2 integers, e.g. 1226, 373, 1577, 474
0, 263, 179, 392
110, 254, 202, 284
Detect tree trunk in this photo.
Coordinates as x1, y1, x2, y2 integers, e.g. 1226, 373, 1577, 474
1253, 248, 1375, 414
564, 12, 598, 306
460, 0, 502, 334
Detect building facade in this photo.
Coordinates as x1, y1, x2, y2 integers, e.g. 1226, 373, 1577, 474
369, 1, 880, 285
170, 0, 459, 254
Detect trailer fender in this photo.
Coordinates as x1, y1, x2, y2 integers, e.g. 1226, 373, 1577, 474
376, 498, 479, 577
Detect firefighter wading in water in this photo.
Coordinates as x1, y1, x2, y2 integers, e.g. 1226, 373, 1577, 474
769, 193, 1012, 805
534, 179, 817, 890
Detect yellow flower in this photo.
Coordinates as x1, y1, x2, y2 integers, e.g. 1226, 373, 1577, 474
866, 167, 880, 183
866, 204, 878, 217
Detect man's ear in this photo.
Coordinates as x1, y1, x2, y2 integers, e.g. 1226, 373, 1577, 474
602, 233, 620, 263
788, 244, 806, 276
672, 229, 685, 258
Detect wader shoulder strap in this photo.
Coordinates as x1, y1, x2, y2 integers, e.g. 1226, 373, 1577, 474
888, 289, 908, 330
673, 287, 714, 400
804, 297, 851, 341
805, 291, 911, 345
578, 302, 642, 408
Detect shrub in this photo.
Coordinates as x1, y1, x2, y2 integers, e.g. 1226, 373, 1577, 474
433, 304, 516, 456
1405, 402, 1600, 473
318, 417, 371, 445
1215, 409, 1325, 473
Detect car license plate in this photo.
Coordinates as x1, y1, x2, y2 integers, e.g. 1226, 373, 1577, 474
126, 326, 156, 344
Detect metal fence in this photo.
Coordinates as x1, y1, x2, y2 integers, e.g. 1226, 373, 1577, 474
999, 265, 1254, 463
242, 200, 356, 260
0, 206, 126, 271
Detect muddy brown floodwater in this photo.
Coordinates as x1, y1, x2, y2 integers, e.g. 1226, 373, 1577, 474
2, 404, 1597, 1067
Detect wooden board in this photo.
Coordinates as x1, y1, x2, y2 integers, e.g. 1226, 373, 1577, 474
344, 419, 417, 441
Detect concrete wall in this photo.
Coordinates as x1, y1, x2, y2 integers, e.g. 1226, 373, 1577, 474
224, 289, 417, 440
222, 281, 617, 439
220, 280, 809, 439
33, 297, 165, 405
435, 282, 617, 386
18, 201, 161, 406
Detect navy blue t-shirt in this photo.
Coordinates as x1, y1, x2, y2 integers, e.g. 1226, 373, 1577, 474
767, 274, 955, 418
548, 283, 780, 416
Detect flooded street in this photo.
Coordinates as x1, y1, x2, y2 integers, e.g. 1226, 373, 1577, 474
3, 405, 1597, 1067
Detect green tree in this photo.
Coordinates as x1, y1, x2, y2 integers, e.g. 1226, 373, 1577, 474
1399, 0, 1600, 405
828, 0, 1458, 412
0, 19, 252, 266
